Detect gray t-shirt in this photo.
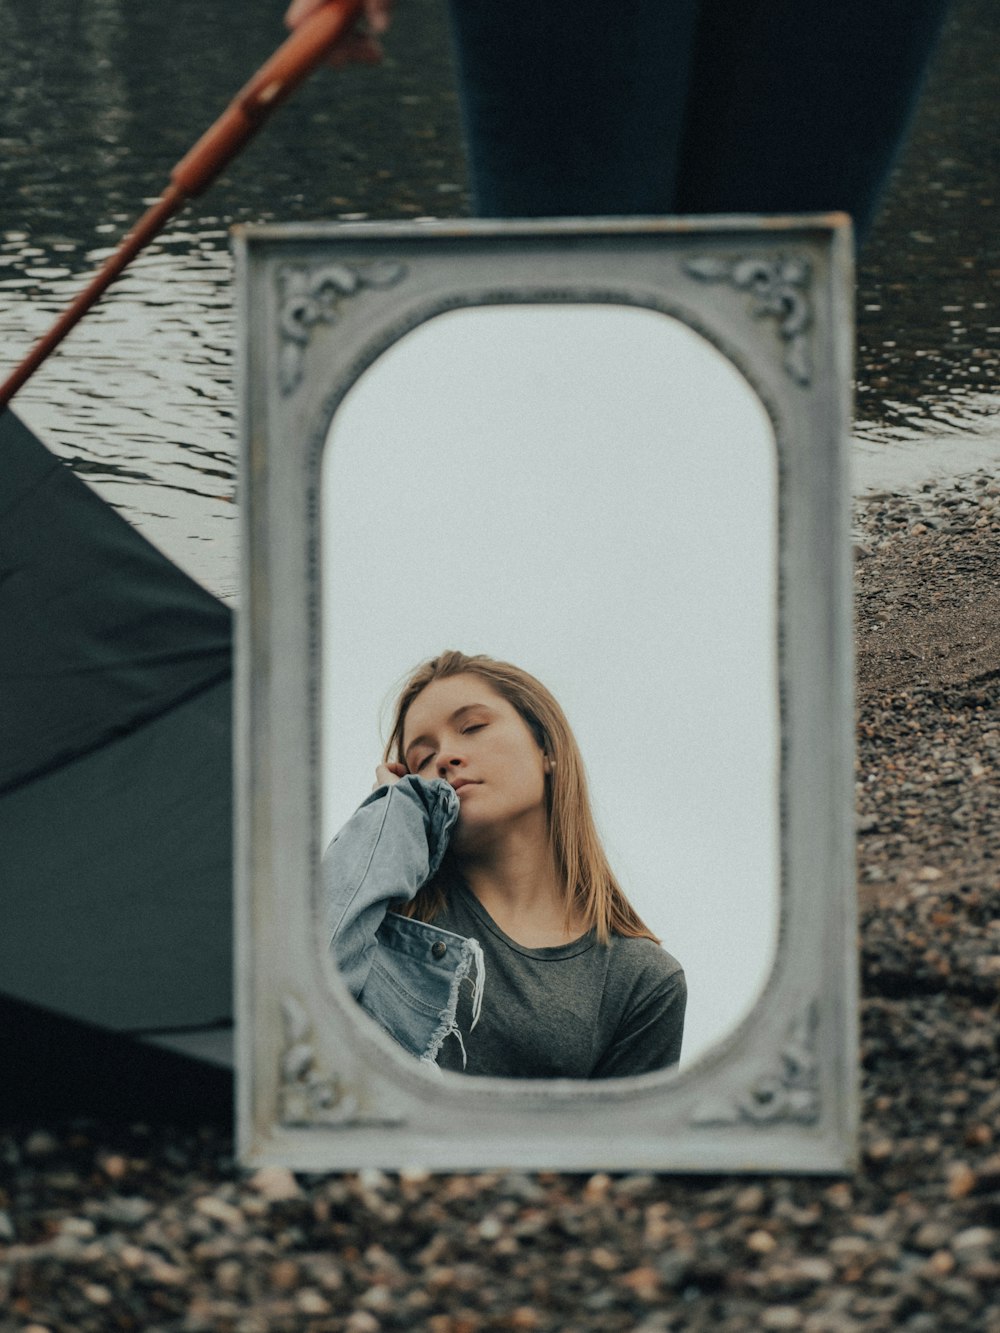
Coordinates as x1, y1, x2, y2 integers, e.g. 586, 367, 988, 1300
432, 882, 686, 1079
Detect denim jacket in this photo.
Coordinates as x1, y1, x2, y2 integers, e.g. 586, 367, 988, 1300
322, 775, 484, 1067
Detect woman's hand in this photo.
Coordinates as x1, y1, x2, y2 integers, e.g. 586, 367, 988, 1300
285, 0, 395, 67
373, 761, 408, 790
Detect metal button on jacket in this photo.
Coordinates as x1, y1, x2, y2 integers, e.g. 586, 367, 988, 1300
431, 940, 447, 959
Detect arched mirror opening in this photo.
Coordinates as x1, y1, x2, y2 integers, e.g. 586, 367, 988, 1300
320, 302, 779, 1072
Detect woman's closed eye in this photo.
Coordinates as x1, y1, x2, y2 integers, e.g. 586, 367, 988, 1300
411, 723, 486, 771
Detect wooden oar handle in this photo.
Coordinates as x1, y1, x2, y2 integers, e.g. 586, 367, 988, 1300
0, 0, 365, 411
172, 0, 364, 196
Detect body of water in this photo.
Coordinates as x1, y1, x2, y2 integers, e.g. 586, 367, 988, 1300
1, 0, 997, 600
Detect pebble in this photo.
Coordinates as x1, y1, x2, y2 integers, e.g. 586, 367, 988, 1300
748, 1229, 778, 1254
508, 1309, 541, 1330
147, 1258, 188, 1285
913, 1222, 951, 1250
24, 1130, 59, 1157
946, 1162, 977, 1199
789, 1258, 836, 1284
926, 1249, 956, 1276
215, 1258, 244, 1292
194, 1193, 245, 1229
358, 1167, 390, 1192
98, 1152, 129, 1179
735, 1185, 767, 1213
344, 1312, 380, 1333
951, 1226, 996, 1256
761, 1307, 804, 1330
101, 1194, 155, 1226
589, 1245, 619, 1270
246, 1165, 302, 1201
268, 1258, 301, 1289
296, 1287, 332, 1315
399, 1165, 432, 1185
620, 1265, 661, 1299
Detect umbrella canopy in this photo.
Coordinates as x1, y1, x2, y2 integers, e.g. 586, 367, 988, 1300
0, 408, 234, 1118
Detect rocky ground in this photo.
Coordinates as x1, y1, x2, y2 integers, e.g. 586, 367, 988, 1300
2, 479, 999, 1331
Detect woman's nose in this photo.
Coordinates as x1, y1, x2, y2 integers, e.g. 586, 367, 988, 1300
435, 748, 463, 774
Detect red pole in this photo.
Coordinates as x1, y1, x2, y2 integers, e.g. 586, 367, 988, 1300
0, 0, 363, 412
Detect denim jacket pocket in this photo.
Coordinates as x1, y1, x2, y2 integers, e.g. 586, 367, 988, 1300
360, 912, 484, 1066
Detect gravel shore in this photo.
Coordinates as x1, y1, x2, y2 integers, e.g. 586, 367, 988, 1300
3, 478, 999, 1331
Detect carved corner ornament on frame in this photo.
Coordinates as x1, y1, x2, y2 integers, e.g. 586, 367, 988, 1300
689, 1001, 821, 1129
277, 261, 407, 395
683, 254, 813, 386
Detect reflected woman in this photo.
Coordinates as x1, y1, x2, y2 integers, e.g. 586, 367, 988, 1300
323, 651, 685, 1078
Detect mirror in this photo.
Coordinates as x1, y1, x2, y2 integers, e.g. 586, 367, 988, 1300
236, 216, 856, 1171
321, 304, 779, 1070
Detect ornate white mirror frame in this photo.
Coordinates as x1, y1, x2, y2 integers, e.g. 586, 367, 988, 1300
234, 216, 856, 1172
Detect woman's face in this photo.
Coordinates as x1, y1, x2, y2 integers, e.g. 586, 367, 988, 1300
401, 673, 549, 848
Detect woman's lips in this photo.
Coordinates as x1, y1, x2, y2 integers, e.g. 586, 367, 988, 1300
452, 780, 479, 795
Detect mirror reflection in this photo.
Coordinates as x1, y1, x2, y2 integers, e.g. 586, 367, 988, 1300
321, 304, 779, 1072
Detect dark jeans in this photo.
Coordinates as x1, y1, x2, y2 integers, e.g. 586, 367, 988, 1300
446, 0, 950, 245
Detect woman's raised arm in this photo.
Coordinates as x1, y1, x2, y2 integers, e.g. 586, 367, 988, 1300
322, 774, 458, 997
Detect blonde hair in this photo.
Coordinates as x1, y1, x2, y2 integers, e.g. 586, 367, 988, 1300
384, 650, 658, 946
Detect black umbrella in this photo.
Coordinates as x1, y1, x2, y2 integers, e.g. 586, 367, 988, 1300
0, 408, 234, 1119
0, 0, 362, 1118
